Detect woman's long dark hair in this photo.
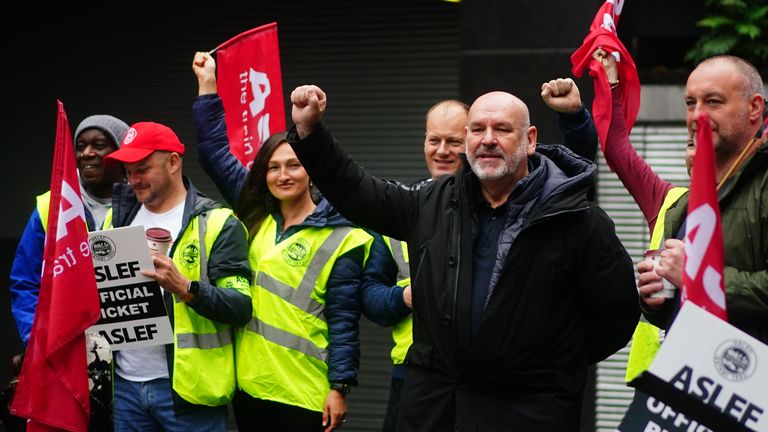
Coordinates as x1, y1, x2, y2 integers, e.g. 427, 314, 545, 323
238, 132, 289, 239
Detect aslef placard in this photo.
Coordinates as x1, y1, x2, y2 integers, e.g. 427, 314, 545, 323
88, 225, 173, 350
635, 302, 767, 431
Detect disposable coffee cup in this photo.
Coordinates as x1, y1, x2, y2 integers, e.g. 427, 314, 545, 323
643, 249, 676, 298
146, 227, 172, 257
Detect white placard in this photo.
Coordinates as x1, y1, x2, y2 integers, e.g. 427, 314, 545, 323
648, 302, 767, 431
87, 225, 173, 350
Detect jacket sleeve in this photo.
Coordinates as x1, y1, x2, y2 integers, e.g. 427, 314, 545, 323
639, 299, 674, 330
360, 232, 410, 326
577, 207, 640, 363
288, 123, 420, 242
723, 193, 768, 323
558, 106, 598, 162
9, 208, 45, 345
188, 214, 253, 326
604, 88, 674, 232
324, 246, 365, 385
193, 94, 249, 211
725, 267, 768, 321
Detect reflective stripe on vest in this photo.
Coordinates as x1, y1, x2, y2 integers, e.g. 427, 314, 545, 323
254, 227, 355, 320
246, 317, 328, 362
237, 217, 373, 412
387, 237, 410, 283
176, 328, 232, 349
36, 191, 51, 232
384, 237, 414, 365
625, 187, 688, 382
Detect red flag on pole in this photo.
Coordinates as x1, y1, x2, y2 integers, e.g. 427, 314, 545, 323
571, 0, 640, 161
215, 22, 286, 170
11, 101, 101, 431
681, 113, 727, 321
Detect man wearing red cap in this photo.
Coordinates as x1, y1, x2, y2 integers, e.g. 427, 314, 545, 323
103, 122, 253, 432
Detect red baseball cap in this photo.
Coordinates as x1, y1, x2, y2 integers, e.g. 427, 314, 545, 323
104, 122, 185, 163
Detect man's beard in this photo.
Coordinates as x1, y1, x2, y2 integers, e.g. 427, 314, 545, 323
467, 138, 527, 181
713, 110, 752, 165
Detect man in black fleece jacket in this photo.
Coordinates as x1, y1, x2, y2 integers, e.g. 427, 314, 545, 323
288, 85, 639, 431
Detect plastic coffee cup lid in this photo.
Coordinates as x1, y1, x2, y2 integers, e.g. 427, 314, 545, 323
146, 227, 172, 242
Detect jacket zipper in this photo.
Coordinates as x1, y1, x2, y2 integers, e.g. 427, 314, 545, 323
450, 197, 463, 359
485, 204, 591, 311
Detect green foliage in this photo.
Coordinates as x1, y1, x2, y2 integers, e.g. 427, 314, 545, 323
686, 0, 768, 69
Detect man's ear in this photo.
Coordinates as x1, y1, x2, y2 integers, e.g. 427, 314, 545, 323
168, 152, 183, 175
526, 126, 538, 156
748, 93, 765, 124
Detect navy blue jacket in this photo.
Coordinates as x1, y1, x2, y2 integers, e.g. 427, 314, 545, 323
193, 94, 386, 384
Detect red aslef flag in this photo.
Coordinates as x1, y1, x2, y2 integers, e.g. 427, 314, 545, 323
571, 0, 640, 163
681, 113, 727, 321
216, 22, 286, 170
11, 101, 101, 431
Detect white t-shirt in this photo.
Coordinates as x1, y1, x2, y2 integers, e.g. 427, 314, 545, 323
115, 200, 185, 382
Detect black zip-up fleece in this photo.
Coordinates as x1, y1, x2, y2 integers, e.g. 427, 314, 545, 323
289, 123, 639, 431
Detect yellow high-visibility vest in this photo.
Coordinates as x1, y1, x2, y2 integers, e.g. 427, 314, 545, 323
384, 237, 413, 365
104, 207, 249, 406
625, 187, 688, 382
36, 191, 51, 232
237, 216, 373, 412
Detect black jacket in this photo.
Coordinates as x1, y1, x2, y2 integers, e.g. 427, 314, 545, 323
289, 123, 639, 431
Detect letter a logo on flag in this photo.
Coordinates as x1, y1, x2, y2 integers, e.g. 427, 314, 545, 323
681, 113, 727, 321
215, 22, 286, 170
11, 101, 101, 431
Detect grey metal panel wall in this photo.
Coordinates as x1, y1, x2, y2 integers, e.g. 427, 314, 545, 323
593, 122, 690, 431
3, 0, 460, 235
279, 3, 462, 183
4, 2, 459, 431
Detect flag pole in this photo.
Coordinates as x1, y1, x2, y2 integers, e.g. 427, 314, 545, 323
716, 117, 768, 191
208, 22, 277, 56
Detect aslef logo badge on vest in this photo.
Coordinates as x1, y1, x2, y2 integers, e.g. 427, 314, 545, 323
179, 240, 200, 270
282, 237, 311, 267
90, 235, 117, 261
225, 276, 250, 288
714, 339, 757, 381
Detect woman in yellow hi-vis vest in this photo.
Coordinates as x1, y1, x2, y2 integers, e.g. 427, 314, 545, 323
193, 51, 372, 432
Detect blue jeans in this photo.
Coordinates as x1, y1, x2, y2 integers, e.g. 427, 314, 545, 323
114, 375, 227, 432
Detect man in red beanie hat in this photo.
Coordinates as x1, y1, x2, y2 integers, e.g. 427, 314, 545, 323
104, 121, 253, 432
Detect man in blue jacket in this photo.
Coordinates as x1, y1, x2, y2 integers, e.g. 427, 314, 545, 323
10, 115, 129, 345
9, 114, 129, 429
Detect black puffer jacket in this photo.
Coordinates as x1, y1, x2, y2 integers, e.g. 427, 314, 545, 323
289, 123, 639, 431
